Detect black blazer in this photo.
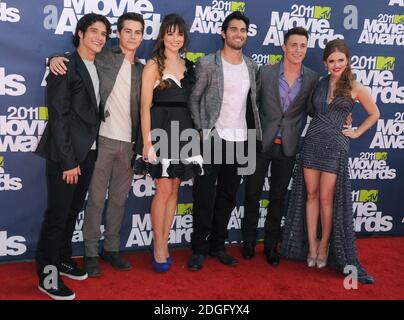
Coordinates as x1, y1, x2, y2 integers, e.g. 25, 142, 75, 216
35, 51, 100, 170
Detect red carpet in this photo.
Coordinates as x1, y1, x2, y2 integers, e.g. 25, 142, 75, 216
1, 236, 403, 300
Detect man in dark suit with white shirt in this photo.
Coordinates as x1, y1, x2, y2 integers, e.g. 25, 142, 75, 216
35, 13, 111, 300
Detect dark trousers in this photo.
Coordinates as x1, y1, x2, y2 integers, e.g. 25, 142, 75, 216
191, 136, 244, 254
242, 144, 295, 249
36, 151, 96, 277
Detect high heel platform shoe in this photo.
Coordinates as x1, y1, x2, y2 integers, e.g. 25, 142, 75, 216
149, 240, 170, 272
152, 256, 170, 273
149, 240, 172, 266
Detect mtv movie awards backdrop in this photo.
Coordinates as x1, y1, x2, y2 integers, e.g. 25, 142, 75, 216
0, 0, 403, 261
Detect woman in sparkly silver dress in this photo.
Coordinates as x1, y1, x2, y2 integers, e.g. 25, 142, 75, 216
282, 39, 380, 284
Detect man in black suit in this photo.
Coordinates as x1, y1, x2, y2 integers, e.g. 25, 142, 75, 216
241, 27, 320, 265
35, 13, 111, 300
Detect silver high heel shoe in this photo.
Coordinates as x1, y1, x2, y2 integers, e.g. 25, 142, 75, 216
307, 240, 320, 268
307, 255, 317, 268
316, 246, 329, 269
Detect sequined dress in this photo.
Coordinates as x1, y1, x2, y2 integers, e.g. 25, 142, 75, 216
281, 76, 372, 279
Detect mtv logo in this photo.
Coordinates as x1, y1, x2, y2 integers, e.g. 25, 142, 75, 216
185, 52, 205, 63
314, 6, 331, 19
375, 152, 388, 160
394, 15, 404, 24
231, 1, 245, 12
177, 203, 193, 215
269, 55, 282, 64
376, 56, 395, 71
0, 156, 4, 167
38, 106, 48, 120
260, 199, 269, 209
359, 190, 379, 203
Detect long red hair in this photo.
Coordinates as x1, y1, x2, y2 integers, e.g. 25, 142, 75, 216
323, 39, 354, 99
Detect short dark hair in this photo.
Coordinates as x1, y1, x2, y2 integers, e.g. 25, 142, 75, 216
221, 11, 249, 33
284, 27, 309, 44
72, 13, 111, 48
117, 12, 145, 34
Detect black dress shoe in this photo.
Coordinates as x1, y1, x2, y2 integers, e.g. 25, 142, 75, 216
210, 250, 238, 266
84, 256, 101, 277
188, 253, 206, 271
100, 251, 132, 271
242, 242, 255, 260
265, 247, 280, 266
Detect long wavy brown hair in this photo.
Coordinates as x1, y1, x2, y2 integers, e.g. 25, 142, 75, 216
323, 39, 354, 99
151, 14, 189, 89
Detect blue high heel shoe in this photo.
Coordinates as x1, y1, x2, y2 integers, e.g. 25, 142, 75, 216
150, 240, 173, 266
152, 257, 170, 273
149, 240, 170, 273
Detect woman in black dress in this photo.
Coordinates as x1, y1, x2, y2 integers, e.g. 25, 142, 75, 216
282, 39, 379, 284
133, 14, 202, 272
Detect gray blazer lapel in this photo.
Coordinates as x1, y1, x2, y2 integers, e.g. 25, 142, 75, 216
299, 66, 313, 96
285, 65, 311, 114
75, 53, 98, 110
112, 47, 124, 75
215, 50, 224, 106
271, 64, 282, 113
244, 56, 255, 91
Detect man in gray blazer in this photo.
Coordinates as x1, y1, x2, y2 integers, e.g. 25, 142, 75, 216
241, 27, 320, 265
188, 11, 262, 271
49, 13, 145, 276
